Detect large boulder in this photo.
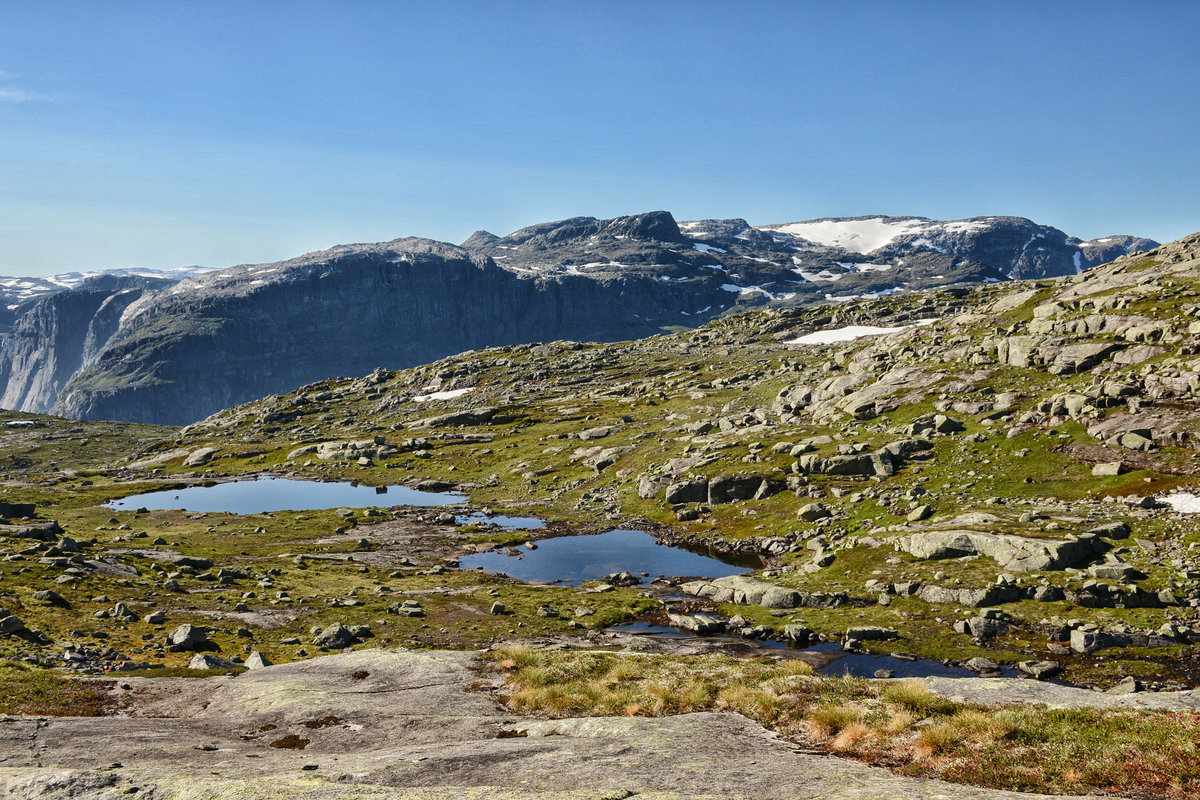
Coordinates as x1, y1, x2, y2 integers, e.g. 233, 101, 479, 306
680, 575, 801, 609
0, 501, 36, 518
707, 474, 781, 504
188, 653, 240, 670
167, 623, 212, 651
412, 407, 501, 429
182, 447, 220, 467
895, 530, 1104, 572
796, 451, 894, 477
664, 480, 708, 505
313, 622, 357, 649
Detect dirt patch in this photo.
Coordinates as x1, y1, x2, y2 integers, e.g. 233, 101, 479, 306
302, 716, 343, 729
1060, 442, 1200, 478
269, 734, 310, 749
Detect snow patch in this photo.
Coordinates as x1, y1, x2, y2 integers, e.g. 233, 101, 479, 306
796, 269, 841, 283
761, 218, 925, 254
1161, 493, 1200, 514
413, 388, 474, 403
721, 283, 774, 299
785, 318, 935, 345
936, 220, 990, 234
692, 243, 726, 253
785, 324, 912, 345
909, 237, 947, 253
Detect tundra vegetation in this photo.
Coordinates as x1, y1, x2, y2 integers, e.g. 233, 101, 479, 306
1, 233, 1200, 796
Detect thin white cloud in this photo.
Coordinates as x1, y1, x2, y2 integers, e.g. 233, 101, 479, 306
0, 87, 51, 103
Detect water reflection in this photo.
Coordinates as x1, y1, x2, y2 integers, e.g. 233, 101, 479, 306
104, 476, 466, 514
457, 529, 747, 586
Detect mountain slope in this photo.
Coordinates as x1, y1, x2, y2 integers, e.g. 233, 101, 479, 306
52, 236, 734, 424
9, 210, 1156, 425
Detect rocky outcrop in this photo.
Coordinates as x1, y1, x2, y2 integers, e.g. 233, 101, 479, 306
894, 530, 1107, 572
681, 575, 849, 609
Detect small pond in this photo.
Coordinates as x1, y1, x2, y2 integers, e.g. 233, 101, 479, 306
455, 512, 546, 531
807, 643, 982, 679
103, 476, 466, 514
610, 624, 983, 678
457, 529, 749, 586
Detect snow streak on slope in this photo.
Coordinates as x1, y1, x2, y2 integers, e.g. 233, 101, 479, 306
763, 218, 926, 254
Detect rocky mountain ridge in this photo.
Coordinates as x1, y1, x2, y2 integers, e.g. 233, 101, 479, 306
0, 274, 178, 415
0, 211, 1155, 424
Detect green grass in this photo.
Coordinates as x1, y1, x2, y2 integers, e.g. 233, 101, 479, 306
0, 661, 112, 716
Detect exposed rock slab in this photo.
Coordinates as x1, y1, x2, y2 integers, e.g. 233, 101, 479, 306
923, 676, 1200, 711
0, 648, 1096, 800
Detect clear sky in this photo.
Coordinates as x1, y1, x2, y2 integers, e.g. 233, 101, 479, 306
1, 1, 1197, 275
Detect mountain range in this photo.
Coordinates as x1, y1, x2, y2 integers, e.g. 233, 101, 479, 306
0, 211, 1156, 426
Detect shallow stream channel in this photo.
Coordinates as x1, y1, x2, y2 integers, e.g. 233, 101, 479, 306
104, 475, 991, 679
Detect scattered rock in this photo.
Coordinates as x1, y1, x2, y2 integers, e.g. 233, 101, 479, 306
1107, 676, 1142, 694
182, 447, 220, 467
31, 590, 69, 607
1017, 661, 1063, 680
667, 612, 725, 634
312, 622, 357, 649
245, 651, 273, 670
168, 624, 212, 651
843, 626, 898, 641
188, 653, 240, 670
797, 502, 831, 522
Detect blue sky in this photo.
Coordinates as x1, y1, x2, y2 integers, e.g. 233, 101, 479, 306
1, 1, 1197, 275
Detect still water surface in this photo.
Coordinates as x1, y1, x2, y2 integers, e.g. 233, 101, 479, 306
104, 476, 466, 514
457, 529, 748, 586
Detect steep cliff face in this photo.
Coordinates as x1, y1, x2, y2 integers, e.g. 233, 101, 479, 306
53, 238, 733, 425
0, 275, 173, 413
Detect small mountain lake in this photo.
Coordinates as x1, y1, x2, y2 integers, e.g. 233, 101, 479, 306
455, 512, 546, 531
457, 529, 751, 586
103, 476, 466, 514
